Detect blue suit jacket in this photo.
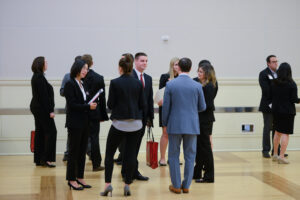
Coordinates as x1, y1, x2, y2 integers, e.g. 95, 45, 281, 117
162, 74, 206, 135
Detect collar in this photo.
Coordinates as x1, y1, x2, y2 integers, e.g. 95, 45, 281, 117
134, 68, 144, 78
179, 73, 190, 77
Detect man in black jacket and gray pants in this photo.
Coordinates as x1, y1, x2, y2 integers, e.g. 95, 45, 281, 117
82, 54, 109, 171
259, 55, 282, 158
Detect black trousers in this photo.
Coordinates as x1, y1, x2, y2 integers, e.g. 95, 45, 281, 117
194, 122, 214, 181
66, 124, 89, 181
262, 113, 280, 154
86, 120, 102, 168
33, 113, 57, 164
105, 126, 140, 184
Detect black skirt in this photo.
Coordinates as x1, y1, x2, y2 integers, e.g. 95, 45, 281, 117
273, 113, 295, 134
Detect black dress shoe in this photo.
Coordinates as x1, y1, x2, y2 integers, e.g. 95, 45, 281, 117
76, 180, 92, 188
284, 154, 288, 157
62, 155, 68, 162
93, 166, 105, 171
262, 153, 271, 158
115, 161, 122, 165
135, 173, 149, 181
195, 178, 214, 183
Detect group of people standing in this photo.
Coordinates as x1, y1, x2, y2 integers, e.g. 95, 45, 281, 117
259, 55, 300, 164
30, 53, 298, 197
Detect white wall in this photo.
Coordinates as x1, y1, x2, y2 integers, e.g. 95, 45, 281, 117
1, 0, 300, 79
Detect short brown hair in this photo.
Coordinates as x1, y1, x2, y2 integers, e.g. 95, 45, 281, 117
31, 56, 45, 73
81, 54, 93, 68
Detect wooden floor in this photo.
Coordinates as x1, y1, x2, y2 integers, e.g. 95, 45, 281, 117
0, 152, 300, 200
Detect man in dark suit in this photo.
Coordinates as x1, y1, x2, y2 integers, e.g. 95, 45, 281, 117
259, 55, 278, 158
130, 52, 154, 181
82, 54, 109, 171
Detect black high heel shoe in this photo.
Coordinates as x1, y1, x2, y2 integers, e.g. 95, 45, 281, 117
76, 180, 92, 188
124, 185, 131, 196
68, 182, 84, 190
100, 185, 113, 197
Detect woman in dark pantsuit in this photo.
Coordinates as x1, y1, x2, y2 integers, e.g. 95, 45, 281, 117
30, 56, 57, 168
157, 57, 179, 166
271, 63, 300, 164
64, 59, 97, 190
193, 61, 218, 183
100, 55, 145, 197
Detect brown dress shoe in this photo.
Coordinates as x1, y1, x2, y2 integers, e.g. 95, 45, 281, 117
169, 185, 181, 194
181, 185, 189, 193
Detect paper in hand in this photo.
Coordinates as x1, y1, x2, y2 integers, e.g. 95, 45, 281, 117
154, 87, 165, 104
88, 89, 103, 104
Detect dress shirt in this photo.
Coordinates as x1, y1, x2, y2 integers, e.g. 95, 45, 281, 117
134, 68, 145, 87
75, 79, 86, 101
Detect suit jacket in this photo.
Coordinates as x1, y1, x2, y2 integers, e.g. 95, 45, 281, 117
132, 70, 154, 125
84, 69, 109, 121
271, 80, 300, 115
193, 77, 218, 123
259, 67, 276, 113
30, 72, 55, 115
107, 74, 145, 120
64, 78, 90, 128
159, 73, 170, 89
162, 74, 206, 135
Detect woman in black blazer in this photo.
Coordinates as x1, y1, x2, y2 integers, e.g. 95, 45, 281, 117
271, 63, 300, 164
193, 61, 218, 183
30, 56, 57, 168
157, 57, 179, 166
100, 55, 145, 197
64, 59, 97, 190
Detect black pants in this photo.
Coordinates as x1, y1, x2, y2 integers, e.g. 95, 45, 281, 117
86, 120, 102, 168
33, 113, 57, 164
66, 124, 89, 181
105, 126, 140, 184
262, 113, 280, 154
194, 122, 214, 181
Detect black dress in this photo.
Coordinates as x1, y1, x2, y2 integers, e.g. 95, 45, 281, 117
271, 80, 300, 134
158, 73, 170, 127
30, 72, 57, 164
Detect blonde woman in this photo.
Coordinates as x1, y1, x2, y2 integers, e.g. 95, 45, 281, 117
193, 61, 218, 183
157, 57, 179, 166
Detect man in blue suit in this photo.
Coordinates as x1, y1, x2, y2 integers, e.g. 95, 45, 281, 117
162, 57, 206, 194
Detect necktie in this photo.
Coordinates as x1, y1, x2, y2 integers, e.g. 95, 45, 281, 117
140, 73, 145, 88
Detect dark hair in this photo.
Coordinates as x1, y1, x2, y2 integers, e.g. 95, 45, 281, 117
119, 54, 133, 75
135, 52, 147, 60
178, 58, 192, 72
81, 54, 93, 68
74, 55, 82, 61
122, 53, 134, 61
275, 62, 293, 84
198, 59, 211, 66
31, 56, 45, 73
266, 55, 276, 63
70, 59, 86, 78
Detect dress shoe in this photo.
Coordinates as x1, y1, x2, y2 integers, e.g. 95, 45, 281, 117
115, 161, 122, 165
124, 185, 131, 196
68, 182, 83, 190
76, 180, 92, 188
278, 157, 289, 164
44, 162, 56, 168
284, 154, 288, 157
195, 178, 214, 183
169, 185, 181, 194
62, 155, 68, 162
93, 166, 105, 171
135, 173, 149, 181
272, 155, 279, 162
181, 185, 189, 193
100, 185, 113, 196
262, 153, 271, 158
159, 160, 167, 166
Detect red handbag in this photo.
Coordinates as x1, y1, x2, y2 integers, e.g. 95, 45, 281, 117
146, 127, 158, 169
30, 130, 35, 153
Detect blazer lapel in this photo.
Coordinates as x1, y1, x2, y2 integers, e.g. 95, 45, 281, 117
72, 78, 85, 102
